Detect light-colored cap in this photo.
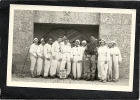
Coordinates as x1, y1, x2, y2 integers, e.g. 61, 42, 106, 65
33, 38, 38, 41
111, 41, 116, 44
82, 40, 87, 44
75, 39, 80, 43
40, 38, 45, 42
100, 38, 105, 42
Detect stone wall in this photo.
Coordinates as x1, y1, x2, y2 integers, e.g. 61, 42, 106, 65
12, 10, 132, 79
34, 10, 100, 25
12, 10, 34, 74
99, 13, 132, 78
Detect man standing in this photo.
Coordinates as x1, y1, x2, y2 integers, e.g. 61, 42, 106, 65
84, 35, 98, 81
29, 38, 39, 78
44, 38, 53, 79
71, 39, 83, 80
50, 36, 62, 78
59, 36, 72, 78
36, 38, 45, 78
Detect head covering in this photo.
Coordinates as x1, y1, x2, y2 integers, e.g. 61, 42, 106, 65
82, 40, 87, 44
111, 41, 116, 44
75, 39, 80, 43
40, 38, 45, 42
63, 36, 67, 40
100, 38, 105, 43
33, 38, 38, 42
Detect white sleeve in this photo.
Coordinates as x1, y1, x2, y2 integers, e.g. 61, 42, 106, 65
71, 48, 73, 59
51, 42, 55, 57
29, 44, 37, 57
106, 47, 110, 61
37, 45, 42, 57
118, 47, 122, 62
44, 45, 48, 58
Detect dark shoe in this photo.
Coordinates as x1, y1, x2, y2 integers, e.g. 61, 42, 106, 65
50, 75, 56, 79
31, 74, 35, 78
35, 75, 40, 78
102, 80, 107, 83
44, 76, 49, 79
113, 79, 118, 82
86, 78, 91, 81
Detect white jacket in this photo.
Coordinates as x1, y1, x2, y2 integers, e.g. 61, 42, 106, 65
37, 44, 45, 58
110, 46, 122, 62
44, 43, 52, 59
98, 45, 110, 62
29, 43, 38, 57
51, 41, 61, 57
71, 46, 82, 60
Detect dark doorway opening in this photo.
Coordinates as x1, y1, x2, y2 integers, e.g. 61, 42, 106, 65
34, 23, 99, 44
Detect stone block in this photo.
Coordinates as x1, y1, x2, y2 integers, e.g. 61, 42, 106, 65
14, 10, 34, 22
34, 10, 100, 25
100, 13, 132, 25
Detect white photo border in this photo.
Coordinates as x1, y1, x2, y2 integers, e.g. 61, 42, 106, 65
7, 4, 136, 92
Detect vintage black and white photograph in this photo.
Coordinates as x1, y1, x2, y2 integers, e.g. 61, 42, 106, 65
7, 4, 136, 92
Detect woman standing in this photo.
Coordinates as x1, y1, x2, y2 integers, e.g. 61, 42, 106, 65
97, 39, 110, 83
29, 38, 39, 78
110, 41, 122, 82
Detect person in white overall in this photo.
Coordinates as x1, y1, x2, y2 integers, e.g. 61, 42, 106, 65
80, 40, 87, 79
44, 38, 53, 79
29, 38, 39, 78
107, 42, 113, 82
110, 41, 122, 82
50, 36, 62, 78
36, 38, 45, 78
97, 39, 110, 83
71, 39, 83, 80
59, 36, 72, 78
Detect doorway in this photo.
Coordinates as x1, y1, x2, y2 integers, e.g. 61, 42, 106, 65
34, 23, 99, 44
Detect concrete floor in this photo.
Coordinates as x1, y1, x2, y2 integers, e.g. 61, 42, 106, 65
12, 74, 129, 86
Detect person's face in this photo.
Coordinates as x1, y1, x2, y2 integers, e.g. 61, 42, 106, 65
48, 38, 53, 44
41, 40, 45, 45
108, 43, 112, 48
112, 43, 116, 47
75, 41, 79, 46
90, 36, 95, 42
34, 40, 38, 45
82, 43, 86, 47
64, 39, 68, 43
58, 38, 62, 43
100, 41, 105, 46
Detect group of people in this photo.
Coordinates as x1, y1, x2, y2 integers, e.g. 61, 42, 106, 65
29, 35, 122, 83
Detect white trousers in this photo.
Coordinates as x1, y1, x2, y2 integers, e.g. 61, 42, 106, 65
50, 52, 60, 76
112, 55, 119, 80
72, 56, 82, 78
98, 61, 108, 80
30, 55, 37, 74
60, 53, 71, 76
44, 59, 51, 77
107, 56, 112, 79
37, 57, 44, 76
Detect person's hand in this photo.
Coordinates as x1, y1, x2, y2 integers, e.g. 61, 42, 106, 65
118, 61, 121, 65
105, 60, 108, 64
53, 56, 55, 59
47, 58, 50, 60
78, 60, 82, 63
70, 58, 73, 62
59, 58, 62, 61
